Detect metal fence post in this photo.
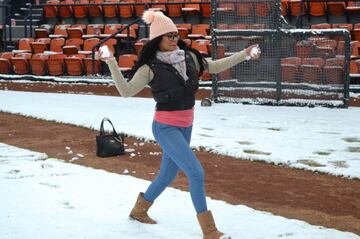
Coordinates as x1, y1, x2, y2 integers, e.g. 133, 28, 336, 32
210, 0, 218, 102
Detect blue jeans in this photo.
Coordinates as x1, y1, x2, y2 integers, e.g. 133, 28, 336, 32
143, 120, 207, 213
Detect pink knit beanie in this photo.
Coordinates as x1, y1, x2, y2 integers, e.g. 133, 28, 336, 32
143, 10, 178, 40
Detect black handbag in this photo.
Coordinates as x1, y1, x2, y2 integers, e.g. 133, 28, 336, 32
96, 117, 125, 157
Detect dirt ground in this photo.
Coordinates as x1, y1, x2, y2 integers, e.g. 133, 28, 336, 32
1, 81, 360, 235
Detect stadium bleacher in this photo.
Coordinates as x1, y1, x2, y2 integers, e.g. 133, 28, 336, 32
0, 0, 360, 85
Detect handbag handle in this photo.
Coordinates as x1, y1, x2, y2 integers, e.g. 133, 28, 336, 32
99, 118, 119, 136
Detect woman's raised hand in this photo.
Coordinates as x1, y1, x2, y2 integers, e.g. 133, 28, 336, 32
99, 45, 115, 62
245, 44, 261, 60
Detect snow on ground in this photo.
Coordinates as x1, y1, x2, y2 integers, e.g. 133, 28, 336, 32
0, 143, 359, 239
0, 90, 360, 179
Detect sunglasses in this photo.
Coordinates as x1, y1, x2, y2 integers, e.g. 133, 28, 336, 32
164, 32, 179, 41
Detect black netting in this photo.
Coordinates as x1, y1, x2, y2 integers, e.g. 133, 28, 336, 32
211, 0, 351, 107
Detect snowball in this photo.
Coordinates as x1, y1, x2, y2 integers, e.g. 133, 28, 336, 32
99, 45, 111, 58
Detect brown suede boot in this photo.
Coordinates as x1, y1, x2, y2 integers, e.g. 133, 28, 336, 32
197, 210, 231, 239
129, 192, 157, 224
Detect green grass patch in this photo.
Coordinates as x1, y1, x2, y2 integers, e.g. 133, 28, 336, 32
243, 149, 271, 155
347, 147, 360, 153
267, 127, 281, 131
296, 159, 326, 167
313, 151, 331, 156
201, 127, 214, 131
237, 141, 253, 145
343, 137, 360, 143
329, 161, 349, 168
198, 134, 213, 138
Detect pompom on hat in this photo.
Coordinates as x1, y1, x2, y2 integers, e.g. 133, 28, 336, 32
143, 10, 178, 40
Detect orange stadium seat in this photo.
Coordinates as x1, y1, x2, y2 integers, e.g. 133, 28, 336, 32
235, 2, 252, 17
118, 0, 134, 19
100, 24, 123, 38
83, 24, 104, 39
118, 54, 138, 72
228, 23, 248, 29
281, 56, 302, 65
191, 39, 210, 56
281, 64, 299, 83
301, 64, 323, 84
0, 52, 13, 74
188, 24, 209, 39
324, 65, 343, 84
302, 57, 325, 67
73, 0, 89, 19
64, 38, 84, 55
31, 53, 49, 76
350, 59, 359, 74
327, 1, 346, 16
301, 57, 324, 84
35, 26, 51, 39
353, 59, 360, 73
316, 39, 337, 58
116, 25, 138, 40
337, 40, 360, 58
58, 0, 74, 19
177, 27, 189, 40
65, 54, 86, 76
176, 23, 192, 31
78, 38, 100, 55
48, 37, 65, 53
255, 2, 271, 17
30, 38, 51, 54
346, 1, 360, 14
13, 38, 34, 54
182, 0, 201, 16
310, 23, 331, 29
49, 24, 71, 38
48, 53, 67, 76
288, 0, 307, 16
281, 57, 302, 83
103, 0, 118, 18
353, 28, 360, 41
325, 57, 344, 66
201, 0, 211, 18
324, 58, 344, 84
88, 0, 104, 18
134, 0, 151, 17
167, 0, 183, 18
281, 0, 288, 16
332, 23, 353, 32
295, 41, 314, 58
308, 2, 326, 16
218, 2, 235, 13
10, 53, 32, 75
151, 0, 167, 12
134, 38, 149, 56
67, 24, 86, 39
84, 57, 101, 75
44, 0, 60, 19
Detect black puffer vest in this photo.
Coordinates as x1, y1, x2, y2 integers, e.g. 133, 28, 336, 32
148, 51, 199, 111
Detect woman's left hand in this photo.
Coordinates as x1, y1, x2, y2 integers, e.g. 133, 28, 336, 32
245, 44, 261, 60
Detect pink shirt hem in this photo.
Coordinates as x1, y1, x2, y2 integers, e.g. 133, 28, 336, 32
154, 108, 194, 127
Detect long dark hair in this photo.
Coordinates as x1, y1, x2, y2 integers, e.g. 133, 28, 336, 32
129, 36, 207, 80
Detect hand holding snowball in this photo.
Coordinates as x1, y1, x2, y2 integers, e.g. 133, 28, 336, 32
99, 45, 115, 62
245, 44, 261, 60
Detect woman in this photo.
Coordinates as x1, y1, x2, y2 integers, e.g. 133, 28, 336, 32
99, 10, 260, 239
